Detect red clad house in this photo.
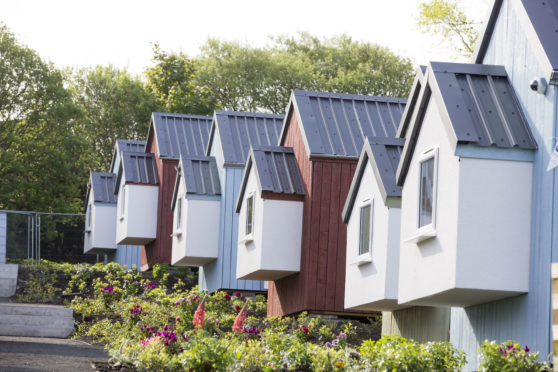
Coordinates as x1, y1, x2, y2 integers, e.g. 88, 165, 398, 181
141, 112, 212, 270
267, 90, 406, 316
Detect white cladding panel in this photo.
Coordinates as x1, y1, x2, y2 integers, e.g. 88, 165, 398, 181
398, 98, 460, 305
172, 178, 220, 266
236, 169, 303, 281
84, 193, 94, 254
345, 161, 404, 311
455, 158, 531, 294
87, 204, 118, 253
116, 183, 158, 245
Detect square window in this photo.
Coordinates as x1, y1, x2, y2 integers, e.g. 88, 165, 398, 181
359, 201, 373, 256
246, 195, 254, 236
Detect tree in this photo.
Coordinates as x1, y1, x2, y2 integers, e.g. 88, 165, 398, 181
0, 23, 88, 213
417, 0, 479, 57
195, 33, 414, 114
69, 65, 159, 171
144, 43, 216, 115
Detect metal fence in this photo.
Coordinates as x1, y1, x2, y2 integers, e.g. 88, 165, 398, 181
0, 209, 98, 265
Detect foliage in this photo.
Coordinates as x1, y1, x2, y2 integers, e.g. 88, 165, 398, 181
196, 33, 414, 113
68, 65, 159, 171
479, 340, 550, 372
0, 23, 88, 213
16, 266, 58, 303
359, 335, 467, 371
417, 0, 479, 57
144, 43, 216, 115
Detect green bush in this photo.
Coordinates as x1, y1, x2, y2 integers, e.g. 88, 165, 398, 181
479, 340, 550, 372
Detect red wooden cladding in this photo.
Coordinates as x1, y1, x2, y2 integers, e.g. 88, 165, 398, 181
267, 112, 366, 316
141, 139, 176, 270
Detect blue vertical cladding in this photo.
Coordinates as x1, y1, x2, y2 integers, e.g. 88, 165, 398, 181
109, 245, 141, 270
450, 0, 555, 369
199, 130, 265, 293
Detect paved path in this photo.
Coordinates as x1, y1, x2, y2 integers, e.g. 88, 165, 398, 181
0, 336, 108, 372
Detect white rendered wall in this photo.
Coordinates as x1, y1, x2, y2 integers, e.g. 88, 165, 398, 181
172, 177, 220, 266
345, 161, 404, 311
236, 170, 303, 280
85, 202, 117, 254
398, 98, 461, 305
116, 182, 158, 245
455, 158, 531, 295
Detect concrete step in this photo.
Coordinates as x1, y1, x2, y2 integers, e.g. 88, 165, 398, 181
0, 264, 17, 297
0, 264, 17, 276
0, 303, 74, 338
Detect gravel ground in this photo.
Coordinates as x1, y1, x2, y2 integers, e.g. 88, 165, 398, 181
0, 336, 108, 372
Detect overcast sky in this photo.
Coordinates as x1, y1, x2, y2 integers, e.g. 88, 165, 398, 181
2, 0, 490, 76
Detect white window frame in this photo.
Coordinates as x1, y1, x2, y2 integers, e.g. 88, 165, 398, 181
356, 198, 373, 265
406, 147, 438, 244
85, 204, 92, 232
175, 195, 183, 232
240, 192, 255, 245
119, 184, 126, 220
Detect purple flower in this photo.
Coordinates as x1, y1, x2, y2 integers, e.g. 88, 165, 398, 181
325, 342, 332, 348
338, 332, 346, 339
524, 345, 530, 352
332, 339, 339, 346
176, 316, 180, 322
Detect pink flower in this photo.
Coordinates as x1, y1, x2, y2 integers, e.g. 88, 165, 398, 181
193, 297, 206, 330
224, 294, 231, 300
232, 302, 247, 333
235, 305, 240, 311
235, 291, 241, 297
300, 327, 309, 333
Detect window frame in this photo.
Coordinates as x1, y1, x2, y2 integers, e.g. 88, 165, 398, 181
119, 183, 126, 219
86, 204, 92, 232
245, 193, 255, 237
416, 147, 439, 234
176, 195, 183, 231
356, 198, 373, 265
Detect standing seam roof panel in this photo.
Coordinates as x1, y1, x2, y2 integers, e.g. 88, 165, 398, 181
121, 152, 159, 185
90, 172, 117, 204
152, 113, 212, 159
291, 90, 406, 158
182, 156, 221, 196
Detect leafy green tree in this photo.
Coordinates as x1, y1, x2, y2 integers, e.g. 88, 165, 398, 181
144, 43, 216, 115
69, 65, 159, 171
0, 23, 88, 213
195, 34, 414, 114
417, 0, 479, 57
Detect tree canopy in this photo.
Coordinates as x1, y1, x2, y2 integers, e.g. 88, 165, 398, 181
417, 0, 479, 58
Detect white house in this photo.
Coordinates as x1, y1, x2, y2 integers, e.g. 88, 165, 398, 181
396, 62, 537, 308
115, 152, 159, 245
341, 137, 405, 311
171, 155, 221, 267
83, 172, 118, 254
235, 146, 305, 281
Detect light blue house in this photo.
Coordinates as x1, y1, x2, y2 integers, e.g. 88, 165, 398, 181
199, 110, 284, 293
384, 1, 558, 368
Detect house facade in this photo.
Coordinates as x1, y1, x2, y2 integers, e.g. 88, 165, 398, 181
200, 111, 284, 293
142, 112, 212, 270
267, 90, 406, 317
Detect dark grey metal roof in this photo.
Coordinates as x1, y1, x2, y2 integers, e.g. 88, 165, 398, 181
150, 112, 212, 159
342, 138, 403, 223
236, 146, 305, 212
280, 90, 407, 159
207, 111, 284, 166
90, 172, 117, 204
110, 139, 146, 173
115, 152, 159, 193
397, 67, 427, 139
474, 0, 558, 79
396, 62, 537, 185
171, 155, 221, 209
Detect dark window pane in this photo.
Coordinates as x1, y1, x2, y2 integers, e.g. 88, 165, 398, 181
246, 196, 254, 235
419, 157, 434, 228
359, 204, 371, 255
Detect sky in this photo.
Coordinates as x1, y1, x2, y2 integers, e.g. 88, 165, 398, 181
1, 0, 490, 76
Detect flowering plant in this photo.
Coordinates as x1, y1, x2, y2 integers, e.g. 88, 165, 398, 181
479, 340, 550, 371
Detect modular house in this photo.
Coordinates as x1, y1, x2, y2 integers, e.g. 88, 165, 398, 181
115, 152, 160, 245
142, 112, 212, 270
395, 61, 537, 368
433, 0, 558, 368
341, 137, 405, 312
108, 139, 145, 268
201, 110, 284, 293
84, 172, 118, 254
235, 146, 305, 281
267, 90, 406, 317
171, 155, 221, 267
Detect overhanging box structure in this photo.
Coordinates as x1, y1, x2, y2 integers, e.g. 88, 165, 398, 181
268, 90, 406, 317
142, 112, 213, 270
171, 155, 221, 267
84, 172, 118, 254
115, 152, 160, 245
341, 137, 405, 311
202, 110, 284, 293
235, 146, 305, 281
396, 62, 536, 308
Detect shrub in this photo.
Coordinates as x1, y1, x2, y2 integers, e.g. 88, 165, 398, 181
479, 340, 550, 372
